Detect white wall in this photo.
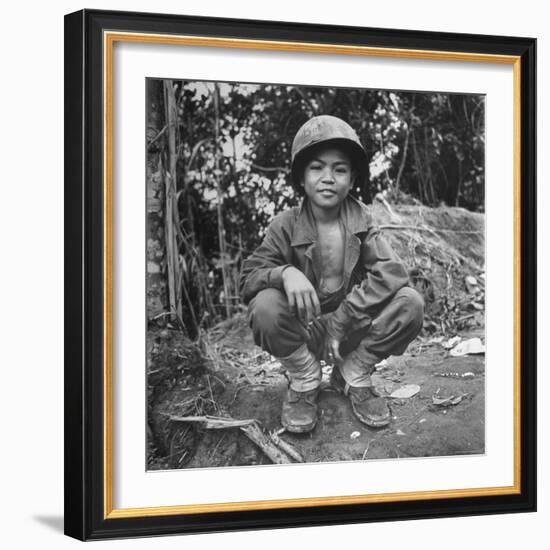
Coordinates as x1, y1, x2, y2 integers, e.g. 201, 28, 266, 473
0, 0, 545, 548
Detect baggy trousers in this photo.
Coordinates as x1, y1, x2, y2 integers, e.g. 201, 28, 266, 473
248, 286, 424, 386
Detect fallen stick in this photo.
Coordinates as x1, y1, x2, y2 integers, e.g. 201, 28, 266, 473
269, 432, 304, 463
240, 423, 292, 464
374, 192, 401, 223
166, 414, 255, 429
167, 414, 295, 464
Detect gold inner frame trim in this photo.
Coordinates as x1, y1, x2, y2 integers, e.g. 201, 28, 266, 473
103, 30, 522, 520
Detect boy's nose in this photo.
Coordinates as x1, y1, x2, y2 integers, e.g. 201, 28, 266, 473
321, 168, 335, 183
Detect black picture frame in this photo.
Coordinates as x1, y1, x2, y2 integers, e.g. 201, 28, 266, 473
64, 8, 536, 541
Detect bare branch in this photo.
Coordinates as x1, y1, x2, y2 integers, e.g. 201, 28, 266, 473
379, 224, 482, 235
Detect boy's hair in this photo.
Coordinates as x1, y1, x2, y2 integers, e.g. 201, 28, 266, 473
290, 115, 368, 194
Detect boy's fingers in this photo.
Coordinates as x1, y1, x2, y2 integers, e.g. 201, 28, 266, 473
287, 291, 296, 315
311, 292, 321, 318
301, 293, 310, 324
304, 293, 316, 324
295, 293, 306, 323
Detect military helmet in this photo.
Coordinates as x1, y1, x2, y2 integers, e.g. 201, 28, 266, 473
290, 115, 368, 189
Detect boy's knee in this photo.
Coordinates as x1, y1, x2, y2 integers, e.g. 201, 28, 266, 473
395, 286, 424, 330
248, 288, 305, 357
248, 288, 289, 334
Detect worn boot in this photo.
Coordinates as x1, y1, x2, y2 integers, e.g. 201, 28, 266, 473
281, 387, 320, 433
331, 349, 391, 428
277, 344, 321, 433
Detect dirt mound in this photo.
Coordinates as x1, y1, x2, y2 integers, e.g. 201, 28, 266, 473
371, 202, 485, 334
148, 205, 486, 470
372, 202, 484, 268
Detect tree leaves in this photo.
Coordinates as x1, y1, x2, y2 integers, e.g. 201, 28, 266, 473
148, 79, 485, 332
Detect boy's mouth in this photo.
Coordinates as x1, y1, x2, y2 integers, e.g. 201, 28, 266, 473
318, 189, 337, 197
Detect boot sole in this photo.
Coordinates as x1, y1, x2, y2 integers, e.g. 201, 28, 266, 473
351, 406, 390, 428
282, 418, 317, 433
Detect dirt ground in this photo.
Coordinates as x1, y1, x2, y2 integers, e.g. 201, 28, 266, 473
148, 319, 485, 470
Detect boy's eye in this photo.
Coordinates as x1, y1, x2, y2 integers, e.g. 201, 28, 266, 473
335, 168, 350, 176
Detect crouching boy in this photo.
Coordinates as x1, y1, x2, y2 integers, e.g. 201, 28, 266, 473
239, 115, 424, 433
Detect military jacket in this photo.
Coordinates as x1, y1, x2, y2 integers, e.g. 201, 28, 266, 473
239, 195, 409, 341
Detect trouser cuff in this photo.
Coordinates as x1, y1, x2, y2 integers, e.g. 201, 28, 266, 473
278, 343, 321, 392
339, 348, 379, 387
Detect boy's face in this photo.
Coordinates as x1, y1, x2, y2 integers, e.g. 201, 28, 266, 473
301, 145, 355, 210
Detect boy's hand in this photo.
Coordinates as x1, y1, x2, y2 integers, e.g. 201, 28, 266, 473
282, 266, 321, 325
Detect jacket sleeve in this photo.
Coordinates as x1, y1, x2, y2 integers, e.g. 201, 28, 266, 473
239, 217, 293, 305
326, 227, 409, 341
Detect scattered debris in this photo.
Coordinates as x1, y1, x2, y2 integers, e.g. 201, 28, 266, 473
350, 431, 361, 439
432, 394, 467, 407
419, 418, 427, 424
383, 382, 399, 395
389, 384, 421, 399
449, 337, 485, 356
442, 336, 462, 349
433, 371, 476, 379
396, 429, 406, 436
166, 414, 299, 464
465, 275, 480, 294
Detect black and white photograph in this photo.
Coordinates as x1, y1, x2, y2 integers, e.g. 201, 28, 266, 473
57, 4, 537, 542
146, 78, 486, 470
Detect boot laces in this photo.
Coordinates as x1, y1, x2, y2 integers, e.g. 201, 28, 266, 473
288, 387, 319, 404
348, 385, 376, 402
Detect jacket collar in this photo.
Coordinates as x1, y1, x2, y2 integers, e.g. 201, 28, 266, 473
290, 195, 372, 247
